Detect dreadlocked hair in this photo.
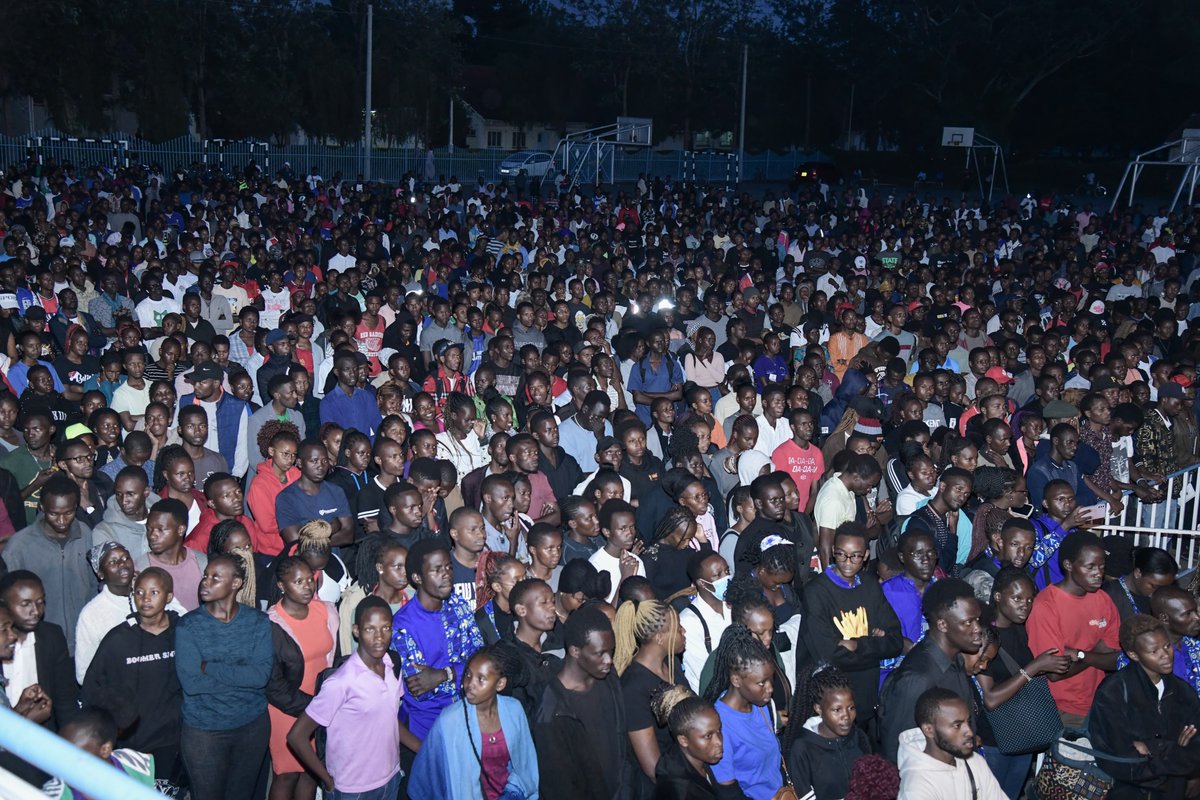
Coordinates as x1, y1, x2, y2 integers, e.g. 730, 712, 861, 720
702, 624, 773, 703
257, 419, 300, 459
654, 507, 696, 543
784, 663, 853, 754
474, 551, 519, 613
152, 444, 190, 493
209, 519, 257, 606
651, 685, 711, 737
296, 519, 333, 557
469, 640, 530, 692
355, 532, 406, 591
613, 599, 679, 680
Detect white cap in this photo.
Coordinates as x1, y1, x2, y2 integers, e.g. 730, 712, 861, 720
1089, 300, 1105, 315
0, 293, 16, 310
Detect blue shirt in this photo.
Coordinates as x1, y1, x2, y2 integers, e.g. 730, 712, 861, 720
320, 384, 382, 438
558, 415, 612, 472
1026, 454, 1081, 511
7, 359, 65, 396
712, 700, 783, 800
275, 481, 350, 532
627, 353, 684, 426
175, 604, 274, 730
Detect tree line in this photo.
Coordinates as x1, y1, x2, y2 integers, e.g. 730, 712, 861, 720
3, 0, 1196, 153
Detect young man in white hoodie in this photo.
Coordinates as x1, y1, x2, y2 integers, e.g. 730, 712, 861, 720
897, 687, 1006, 800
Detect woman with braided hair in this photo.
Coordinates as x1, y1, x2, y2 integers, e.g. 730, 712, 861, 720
153, 443, 203, 534
703, 624, 784, 800
651, 684, 749, 800
207, 518, 264, 609
275, 519, 351, 605
473, 551, 526, 644
643, 505, 707, 603
614, 597, 688, 792
336, 533, 413, 654
967, 465, 1022, 563
408, 641, 539, 800
783, 662, 872, 800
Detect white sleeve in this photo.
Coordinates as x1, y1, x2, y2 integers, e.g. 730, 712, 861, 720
232, 408, 250, 478
678, 608, 707, 694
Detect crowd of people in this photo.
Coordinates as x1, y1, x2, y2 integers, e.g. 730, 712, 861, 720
0, 156, 1198, 800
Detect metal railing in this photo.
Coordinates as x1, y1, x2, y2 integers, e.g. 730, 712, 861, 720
1092, 462, 1200, 570
2, 128, 835, 186
0, 706, 165, 798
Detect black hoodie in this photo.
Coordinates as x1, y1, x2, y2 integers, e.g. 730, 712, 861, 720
81, 611, 181, 758
784, 716, 872, 800
793, 570, 903, 723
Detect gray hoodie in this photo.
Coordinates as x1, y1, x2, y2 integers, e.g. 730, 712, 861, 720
92, 495, 149, 563
2, 520, 96, 650
896, 728, 1006, 800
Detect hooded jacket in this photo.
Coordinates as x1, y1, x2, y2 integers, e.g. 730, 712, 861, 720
784, 716, 872, 800
81, 612, 181, 756
1089, 663, 1200, 800
2, 520, 95, 647
654, 744, 749, 800
91, 495, 149, 563
896, 728, 1006, 800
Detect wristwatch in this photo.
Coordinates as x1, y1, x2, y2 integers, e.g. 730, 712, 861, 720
1075, 649, 1086, 661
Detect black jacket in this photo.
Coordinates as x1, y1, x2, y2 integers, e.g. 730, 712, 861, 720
533, 672, 632, 800
266, 620, 313, 717
1090, 663, 1200, 800
81, 612, 181, 755
784, 719, 872, 800
538, 448, 585, 507
30, 621, 79, 732
654, 745, 748, 800
878, 637, 974, 762
793, 572, 903, 723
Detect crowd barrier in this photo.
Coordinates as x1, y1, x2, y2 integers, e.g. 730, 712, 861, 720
1092, 461, 1200, 570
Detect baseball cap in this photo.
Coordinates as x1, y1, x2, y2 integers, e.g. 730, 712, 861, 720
264, 329, 288, 345
433, 339, 464, 358
187, 362, 224, 383
984, 366, 1015, 385
1088, 300, 1106, 315
0, 293, 16, 310
1091, 376, 1121, 392
1042, 399, 1079, 419
1159, 383, 1186, 400
594, 435, 618, 453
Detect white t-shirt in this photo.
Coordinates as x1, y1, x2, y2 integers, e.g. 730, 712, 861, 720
259, 287, 291, 329
588, 547, 644, 604
135, 296, 181, 328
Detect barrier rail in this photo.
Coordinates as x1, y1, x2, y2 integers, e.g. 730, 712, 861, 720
2, 128, 834, 186
0, 706, 165, 799
1092, 461, 1200, 570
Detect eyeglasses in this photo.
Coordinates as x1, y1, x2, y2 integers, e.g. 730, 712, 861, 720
833, 550, 867, 564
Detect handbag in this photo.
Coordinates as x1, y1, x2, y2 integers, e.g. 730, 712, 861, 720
762, 707, 799, 800
971, 647, 1062, 755
1034, 729, 1146, 800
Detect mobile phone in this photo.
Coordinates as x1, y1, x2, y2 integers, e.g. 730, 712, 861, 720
1080, 503, 1106, 522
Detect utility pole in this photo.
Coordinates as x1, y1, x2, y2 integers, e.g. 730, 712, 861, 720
737, 43, 747, 186
363, 3, 373, 179
448, 94, 454, 154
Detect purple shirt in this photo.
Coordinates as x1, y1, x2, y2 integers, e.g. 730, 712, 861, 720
305, 651, 403, 793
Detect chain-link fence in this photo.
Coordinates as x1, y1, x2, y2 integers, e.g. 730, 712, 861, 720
3, 129, 834, 186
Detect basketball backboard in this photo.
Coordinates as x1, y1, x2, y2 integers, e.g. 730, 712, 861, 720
616, 117, 653, 146
941, 127, 975, 148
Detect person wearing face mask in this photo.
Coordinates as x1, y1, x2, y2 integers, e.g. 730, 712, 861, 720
680, 551, 733, 694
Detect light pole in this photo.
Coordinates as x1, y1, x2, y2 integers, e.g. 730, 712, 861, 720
737, 43, 747, 185
363, 3, 374, 179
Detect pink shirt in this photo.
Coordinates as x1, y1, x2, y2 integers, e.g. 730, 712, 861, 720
772, 439, 824, 512
305, 651, 404, 793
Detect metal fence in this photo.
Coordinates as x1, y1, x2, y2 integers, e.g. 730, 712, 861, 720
1093, 462, 1200, 570
2, 129, 832, 186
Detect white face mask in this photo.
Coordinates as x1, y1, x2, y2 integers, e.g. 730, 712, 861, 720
702, 575, 732, 602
